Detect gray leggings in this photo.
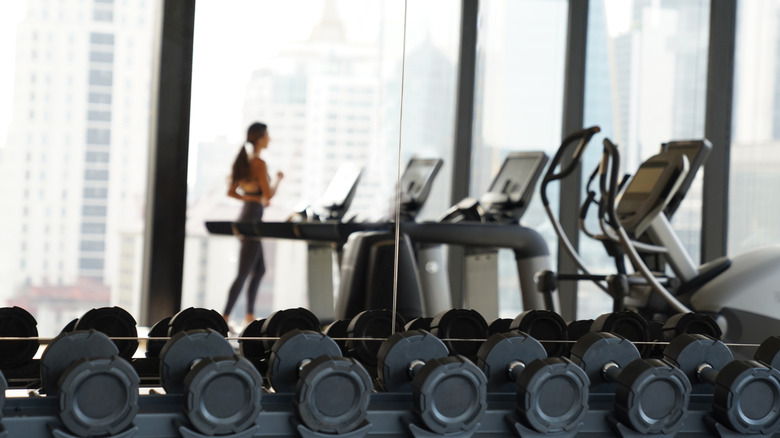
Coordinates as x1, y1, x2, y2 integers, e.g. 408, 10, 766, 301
224, 202, 265, 316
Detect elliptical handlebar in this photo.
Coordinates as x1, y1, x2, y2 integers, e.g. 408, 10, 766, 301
541, 126, 601, 207
600, 138, 692, 314
541, 126, 610, 293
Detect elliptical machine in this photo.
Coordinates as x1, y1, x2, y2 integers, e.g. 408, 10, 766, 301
543, 126, 780, 343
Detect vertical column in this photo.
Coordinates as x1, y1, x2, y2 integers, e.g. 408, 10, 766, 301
701, 0, 737, 262
448, 0, 479, 306
557, 0, 590, 320
140, 0, 196, 326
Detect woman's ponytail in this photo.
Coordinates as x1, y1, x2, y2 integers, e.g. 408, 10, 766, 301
231, 144, 251, 185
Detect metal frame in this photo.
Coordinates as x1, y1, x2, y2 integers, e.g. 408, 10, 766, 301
0, 392, 741, 437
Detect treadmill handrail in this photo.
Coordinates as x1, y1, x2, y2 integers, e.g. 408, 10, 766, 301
399, 222, 549, 259
205, 220, 549, 258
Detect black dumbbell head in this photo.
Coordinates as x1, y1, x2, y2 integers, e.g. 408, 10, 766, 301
295, 356, 372, 434
430, 309, 488, 360
663, 333, 734, 392
238, 318, 266, 359
515, 357, 589, 434
712, 360, 780, 435
267, 329, 341, 393
75, 306, 139, 360
754, 336, 780, 369
323, 319, 349, 355
377, 330, 449, 393
261, 308, 321, 353
412, 356, 487, 435
145, 316, 171, 358
404, 317, 433, 332
159, 329, 234, 394
570, 332, 640, 392
662, 312, 722, 341
168, 307, 229, 337
58, 356, 139, 437
566, 319, 593, 343
40, 330, 119, 395
476, 331, 547, 392
613, 358, 691, 434
184, 355, 263, 436
591, 311, 651, 356
510, 310, 568, 356
61, 318, 79, 334
0, 306, 39, 368
346, 310, 404, 369
488, 318, 513, 335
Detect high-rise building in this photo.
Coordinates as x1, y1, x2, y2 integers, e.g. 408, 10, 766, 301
0, 0, 157, 334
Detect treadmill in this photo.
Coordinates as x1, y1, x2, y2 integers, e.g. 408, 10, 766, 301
335, 151, 552, 321
205, 158, 443, 321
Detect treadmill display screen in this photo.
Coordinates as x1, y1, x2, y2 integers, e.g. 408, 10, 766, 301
488, 155, 542, 202
319, 165, 362, 207
402, 159, 441, 200
626, 167, 665, 195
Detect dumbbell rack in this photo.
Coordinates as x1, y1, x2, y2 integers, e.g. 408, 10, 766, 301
0, 390, 741, 437
0, 306, 776, 437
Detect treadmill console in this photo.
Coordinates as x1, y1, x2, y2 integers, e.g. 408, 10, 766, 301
314, 165, 363, 221
616, 154, 689, 236
399, 157, 443, 219
660, 139, 711, 218
479, 151, 549, 221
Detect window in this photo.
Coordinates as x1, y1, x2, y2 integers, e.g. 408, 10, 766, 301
579, 0, 710, 317
729, 1, 780, 254
0, 1, 158, 335
185, 0, 460, 320
471, 0, 568, 317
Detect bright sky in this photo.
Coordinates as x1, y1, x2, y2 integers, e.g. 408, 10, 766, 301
0, 1, 28, 148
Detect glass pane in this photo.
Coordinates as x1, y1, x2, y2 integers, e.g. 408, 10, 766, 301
580, 0, 710, 318
0, 0, 159, 336
187, 1, 463, 328
471, 0, 569, 317
729, 1, 780, 254
394, 0, 461, 222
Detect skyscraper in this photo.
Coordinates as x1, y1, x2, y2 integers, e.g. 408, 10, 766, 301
0, 0, 157, 334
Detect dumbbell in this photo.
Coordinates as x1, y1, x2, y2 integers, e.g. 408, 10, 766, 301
570, 331, 691, 435
323, 319, 349, 353
239, 307, 320, 360
404, 317, 432, 331
0, 306, 39, 369
487, 318, 512, 335
40, 330, 139, 437
267, 329, 372, 434
509, 310, 568, 356
167, 307, 229, 337
159, 329, 263, 436
145, 316, 171, 358
428, 309, 488, 361
72, 306, 139, 360
345, 309, 404, 376
662, 312, 722, 341
376, 330, 487, 435
476, 331, 590, 435
566, 319, 594, 343
664, 334, 780, 435
590, 311, 652, 356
